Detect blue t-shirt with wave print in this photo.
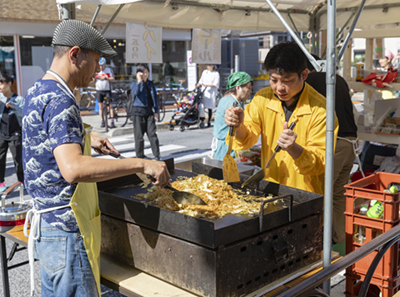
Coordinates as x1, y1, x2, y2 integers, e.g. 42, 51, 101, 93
22, 79, 84, 232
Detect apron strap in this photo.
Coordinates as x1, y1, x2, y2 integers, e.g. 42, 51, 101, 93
209, 137, 218, 159
23, 204, 70, 296
337, 136, 365, 178
46, 70, 75, 99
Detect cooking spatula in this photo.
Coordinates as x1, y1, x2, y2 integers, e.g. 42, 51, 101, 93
109, 152, 207, 205
242, 122, 296, 187
163, 185, 207, 205
222, 102, 240, 183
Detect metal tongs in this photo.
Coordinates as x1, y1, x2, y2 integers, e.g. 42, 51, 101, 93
109, 152, 207, 205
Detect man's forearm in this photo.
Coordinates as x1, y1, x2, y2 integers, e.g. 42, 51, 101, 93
61, 155, 148, 184
54, 143, 149, 184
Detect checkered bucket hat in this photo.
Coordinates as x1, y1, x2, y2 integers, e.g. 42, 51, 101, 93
52, 19, 116, 57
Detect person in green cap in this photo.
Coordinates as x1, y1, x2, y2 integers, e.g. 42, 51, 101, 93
210, 71, 253, 161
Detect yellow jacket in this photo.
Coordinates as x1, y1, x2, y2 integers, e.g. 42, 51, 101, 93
231, 83, 338, 195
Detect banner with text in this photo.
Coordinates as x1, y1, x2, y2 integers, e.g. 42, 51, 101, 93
192, 29, 221, 64
126, 23, 162, 63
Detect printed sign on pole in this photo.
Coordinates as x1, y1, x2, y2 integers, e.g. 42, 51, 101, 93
192, 29, 221, 64
126, 23, 162, 63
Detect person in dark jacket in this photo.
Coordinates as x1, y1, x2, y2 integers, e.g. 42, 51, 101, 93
130, 64, 160, 160
0, 73, 24, 192
306, 55, 358, 244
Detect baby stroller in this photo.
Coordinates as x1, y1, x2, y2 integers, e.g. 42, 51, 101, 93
169, 88, 204, 132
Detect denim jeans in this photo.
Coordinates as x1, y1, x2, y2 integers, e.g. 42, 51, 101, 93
34, 218, 98, 297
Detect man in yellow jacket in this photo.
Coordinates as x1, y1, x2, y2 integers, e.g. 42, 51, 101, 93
225, 41, 338, 195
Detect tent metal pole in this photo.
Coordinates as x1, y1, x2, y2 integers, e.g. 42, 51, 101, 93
230, 31, 234, 74
319, 11, 356, 59
90, 5, 102, 26
235, 55, 240, 72
101, 4, 125, 35
322, 0, 337, 293
321, 10, 355, 59
317, 2, 400, 21
336, 11, 356, 42
264, 0, 321, 72
337, 0, 367, 62
287, 13, 300, 39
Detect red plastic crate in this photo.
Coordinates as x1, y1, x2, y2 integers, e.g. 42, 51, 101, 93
345, 271, 400, 297
345, 172, 400, 223
345, 280, 382, 297
345, 172, 400, 280
345, 204, 400, 279
345, 238, 400, 280
351, 169, 376, 188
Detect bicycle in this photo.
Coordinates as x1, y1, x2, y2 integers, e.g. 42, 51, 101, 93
79, 87, 96, 109
156, 79, 187, 122
112, 89, 133, 127
101, 89, 133, 132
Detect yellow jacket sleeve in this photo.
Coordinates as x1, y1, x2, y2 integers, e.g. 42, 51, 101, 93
229, 98, 264, 151
292, 104, 338, 176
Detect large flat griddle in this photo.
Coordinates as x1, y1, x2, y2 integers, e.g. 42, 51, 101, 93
98, 159, 324, 297
98, 159, 323, 249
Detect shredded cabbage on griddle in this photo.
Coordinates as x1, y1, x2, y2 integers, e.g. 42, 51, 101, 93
135, 175, 285, 219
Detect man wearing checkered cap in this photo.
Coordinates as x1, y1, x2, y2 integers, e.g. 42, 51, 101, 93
22, 20, 170, 297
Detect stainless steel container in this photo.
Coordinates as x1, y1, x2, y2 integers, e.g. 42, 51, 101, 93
0, 183, 32, 233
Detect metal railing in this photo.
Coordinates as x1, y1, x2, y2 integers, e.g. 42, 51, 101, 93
275, 224, 400, 296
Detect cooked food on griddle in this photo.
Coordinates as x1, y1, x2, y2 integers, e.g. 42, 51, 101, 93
136, 172, 152, 188
135, 175, 285, 219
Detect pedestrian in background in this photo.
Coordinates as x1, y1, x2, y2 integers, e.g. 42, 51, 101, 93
0, 73, 24, 192
211, 72, 253, 161
96, 57, 116, 128
130, 64, 161, 160
196, 64, 220, 127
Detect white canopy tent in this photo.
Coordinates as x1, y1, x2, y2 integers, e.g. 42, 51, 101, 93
56, 0, 400, 32
54, 0, 400, 294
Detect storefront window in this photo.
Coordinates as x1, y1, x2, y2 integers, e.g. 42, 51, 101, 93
19, 36, 53, 68
152, 41, 188, 88
14, 36, 190, 92
0, 36, 18, 93
102, 39, 189, 90
105, 38, 128, 81
0, 36, 15, 78
18, 36, 53, 96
